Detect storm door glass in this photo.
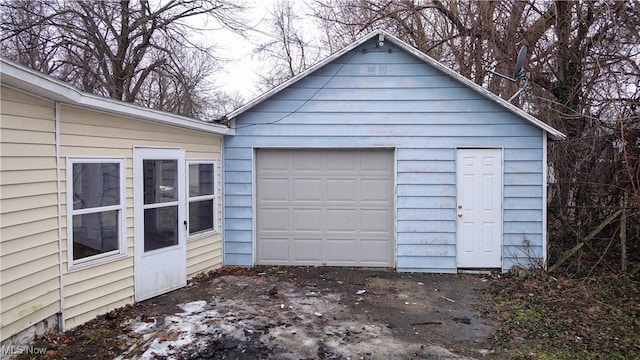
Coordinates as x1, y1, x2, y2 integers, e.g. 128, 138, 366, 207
143, 159, 179, 251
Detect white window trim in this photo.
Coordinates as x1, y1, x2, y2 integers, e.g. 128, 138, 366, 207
66, 156, 126, 270
187, 159, 218, 239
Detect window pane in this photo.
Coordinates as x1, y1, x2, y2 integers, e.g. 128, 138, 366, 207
189, 200, 214, 234
73, 211, 119, 260
189, 163, 214, 197
144, 160, 178, 204
73, 163, 120, 210
144, 206, 178, 251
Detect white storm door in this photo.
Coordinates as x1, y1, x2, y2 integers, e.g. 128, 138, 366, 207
134, 148, 186, 301
456, 148, 502, 268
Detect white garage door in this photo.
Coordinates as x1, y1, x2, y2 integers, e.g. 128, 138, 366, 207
256, 149, 395, 267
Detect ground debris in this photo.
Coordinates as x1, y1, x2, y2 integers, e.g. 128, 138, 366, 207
18, 266, 492, 360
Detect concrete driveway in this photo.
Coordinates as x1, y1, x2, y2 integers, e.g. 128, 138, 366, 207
114, 266, 494, 359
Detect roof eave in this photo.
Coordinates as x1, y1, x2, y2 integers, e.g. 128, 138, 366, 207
0, 58, 235, 136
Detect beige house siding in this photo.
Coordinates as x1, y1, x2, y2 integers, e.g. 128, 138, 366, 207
1, 82, 225, 342
0, 88, 61, 343
58, 105, 223, 329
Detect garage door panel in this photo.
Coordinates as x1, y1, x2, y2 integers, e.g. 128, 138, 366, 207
327, 209, 357, 232
257, 149, 394, 267
360, 239, 393, 263
294, 152, 323, 172
293, 178, 323, 202
259, 178, 289, 202
292, 238, 323, 262
327, 152, 356, 172
259, 208, 289, 231
293, 209, 323, 231
325, 239, 358, 262
327, 179, 357, 202
361, 178, 393, 202
361, 209, 393, 233
259, 238, 290, 262
259, 151, 290, 172
361, 151, 393, 172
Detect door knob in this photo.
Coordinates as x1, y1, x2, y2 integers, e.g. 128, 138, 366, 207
458, 212, 463, 217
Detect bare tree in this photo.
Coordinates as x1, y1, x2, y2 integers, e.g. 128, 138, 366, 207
0, 0, 248, 118
252, 0, 325, 90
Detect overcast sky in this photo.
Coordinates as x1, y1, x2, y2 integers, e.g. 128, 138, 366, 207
205, 0, 316, 100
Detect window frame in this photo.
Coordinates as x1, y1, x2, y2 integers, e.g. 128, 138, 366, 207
66, 156, 126, 270
186, 160, 218, 238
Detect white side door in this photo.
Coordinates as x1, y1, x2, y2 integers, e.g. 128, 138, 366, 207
456, 148, 502, 268
134, 148, 186, 301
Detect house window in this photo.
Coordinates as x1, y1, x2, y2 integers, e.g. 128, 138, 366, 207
67, 158, 125, 268
188, 161, 216, 236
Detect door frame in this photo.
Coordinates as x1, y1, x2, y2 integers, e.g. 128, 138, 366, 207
133, 147, 187, 301
455, 147, 504, 269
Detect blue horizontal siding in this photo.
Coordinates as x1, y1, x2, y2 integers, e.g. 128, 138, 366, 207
224, 230, 252, 242
397, 232, 455, 245
236, 124, 541, 137
225, 171, 252, 184
504, 221, 542, 234
396, 256, 456, 270
397, 160, 454, 172
397, 244, 455, 257
397, 184, 455, 197
225, 183, 252, 195
294, 74, 458, 89
397, 148, 454, 160
276, 87, 479, 101
226, 136, 543, 149
223, 37, 547, 271
397, 208, 455, 221
504, 197, 542, 210
224, 195, 252, 207
504, 185, 542, 197
503, 245, 543, 270
224, 253, 252, 267
397, 268, 457, 274
397, 220, 455, 232
504, 209, 542, 222
254, 99, 512, 114
504, 173, 543, 185
312, 62, 446, 77
504, 148, 543, 160
237, 112, 528, 126
397, 172, 455, 185
225, 207, 253, 219
226, 219, 252, 231
504, 160, 542, 172
224, 148, 253, 159
224, 241, 252, 254
504, 233, 542, 246
397, 196, 456, 208
224, 159, 252, 171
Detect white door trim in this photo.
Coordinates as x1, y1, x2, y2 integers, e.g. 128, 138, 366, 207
134, 147, 187, 301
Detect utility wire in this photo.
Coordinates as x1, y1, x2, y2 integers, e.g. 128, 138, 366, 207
234, 50, 357, 130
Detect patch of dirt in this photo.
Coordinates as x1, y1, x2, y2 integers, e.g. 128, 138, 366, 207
20, 266, 493, 359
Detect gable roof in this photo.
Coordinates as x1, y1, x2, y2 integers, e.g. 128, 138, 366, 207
225, 30, 565, 141
0, 57, 234, 136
